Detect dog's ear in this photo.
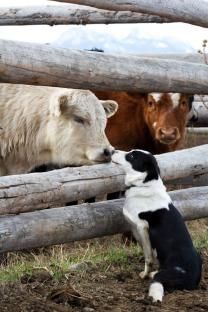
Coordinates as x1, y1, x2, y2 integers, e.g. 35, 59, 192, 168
143, 156, 160, 183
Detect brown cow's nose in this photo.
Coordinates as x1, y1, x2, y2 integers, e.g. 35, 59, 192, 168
157, 127, 179, 143
159, 127, 177, 137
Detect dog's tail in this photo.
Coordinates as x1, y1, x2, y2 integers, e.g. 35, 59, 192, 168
149, 267, 198, 303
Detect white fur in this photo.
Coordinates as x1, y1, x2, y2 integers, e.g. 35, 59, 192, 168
148, 282, 164, 302
150, 93, 181, 109
112, 150, 171, 280
112, 150, 171, 213
0, 84, 118, 175
150, 93, 161, 102
170, 93, 181, 108
175, 266, 186, 274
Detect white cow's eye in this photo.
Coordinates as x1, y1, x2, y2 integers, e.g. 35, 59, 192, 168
74, 116, 85, 124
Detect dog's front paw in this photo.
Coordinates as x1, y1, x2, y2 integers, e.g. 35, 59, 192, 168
139, 270, 149, 279
149, 270, 158, 279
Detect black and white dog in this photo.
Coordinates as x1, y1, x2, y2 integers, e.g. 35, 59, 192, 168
112, 149, 202, 302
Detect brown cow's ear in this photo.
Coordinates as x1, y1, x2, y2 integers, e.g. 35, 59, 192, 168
101, 100, 118, 118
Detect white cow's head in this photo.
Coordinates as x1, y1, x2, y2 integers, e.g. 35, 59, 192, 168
47, 89, 118, 165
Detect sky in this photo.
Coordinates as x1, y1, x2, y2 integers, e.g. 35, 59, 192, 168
0, 0, 208, 53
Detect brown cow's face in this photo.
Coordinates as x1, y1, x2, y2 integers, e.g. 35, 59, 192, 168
143, 93, 193, 146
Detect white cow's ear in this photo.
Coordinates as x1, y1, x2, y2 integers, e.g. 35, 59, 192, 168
101, 100, 118, 118
50, 92, 72, 117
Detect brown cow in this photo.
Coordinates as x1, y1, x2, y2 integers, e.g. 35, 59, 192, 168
94, 91, 193, 154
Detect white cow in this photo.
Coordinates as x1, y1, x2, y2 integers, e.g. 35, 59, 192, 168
0, 84, 118, 175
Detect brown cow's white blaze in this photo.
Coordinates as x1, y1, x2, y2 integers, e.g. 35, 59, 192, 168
0, 84, 118, 175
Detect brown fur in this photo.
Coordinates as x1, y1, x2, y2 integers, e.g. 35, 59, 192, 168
95, 91, 192, 154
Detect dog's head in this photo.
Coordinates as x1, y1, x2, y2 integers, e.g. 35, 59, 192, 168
112, 149, 160, 184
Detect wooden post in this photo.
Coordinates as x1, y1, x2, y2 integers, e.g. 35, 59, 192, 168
1, 39, 208, 93
0, 186, 207, 253
0, 144, 208, 215
0, 6, 171, 26
51, 0, 208, 28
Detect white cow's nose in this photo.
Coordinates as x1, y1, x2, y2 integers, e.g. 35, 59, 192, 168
102, 148, 113, 161
103, 148, 111, 157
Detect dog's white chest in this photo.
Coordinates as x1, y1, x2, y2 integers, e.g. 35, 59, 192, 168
123, 197, 148, 229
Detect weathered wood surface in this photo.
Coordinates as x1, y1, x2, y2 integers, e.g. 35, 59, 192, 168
187, 127, 208, 135
188, 102, 208, 127
52, 0, 208, 28
0, 186, 208, 253
0, 6, 172, 25
1, 40, 208, 94
132, 53, 208, 65
0, 144, 208, 215
195, 95, 208, 102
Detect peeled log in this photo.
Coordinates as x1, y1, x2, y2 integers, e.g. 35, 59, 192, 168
52, 0, 208, 28
132, 53, 208, 65
0, 6, 171, 26
0, 186, 208, 253
167, 170, 208, 187
188, 102, 208, 127
0, 144, 208, 215
1, 39, 208, 94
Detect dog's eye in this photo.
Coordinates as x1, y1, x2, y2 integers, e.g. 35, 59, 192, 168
130, 154, 134, 159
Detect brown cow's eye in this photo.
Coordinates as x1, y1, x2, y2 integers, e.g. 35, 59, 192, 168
181, 101, 187, 108
148, 101, 155, 109
74, 116, 85, 124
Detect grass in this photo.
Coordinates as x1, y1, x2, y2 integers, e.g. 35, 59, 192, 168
194, 232, 208, 250
0, 236, 140, 283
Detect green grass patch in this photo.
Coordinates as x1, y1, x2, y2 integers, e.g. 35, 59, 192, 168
1, 224, 207, 284
0, 238, 140, 283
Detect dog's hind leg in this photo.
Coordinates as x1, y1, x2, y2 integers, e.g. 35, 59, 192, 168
134, 222, 153, 279
149, 267, 188, 302
149, 281, 164, 303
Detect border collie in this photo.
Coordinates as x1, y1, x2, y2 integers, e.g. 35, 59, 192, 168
112, 149, 202, 302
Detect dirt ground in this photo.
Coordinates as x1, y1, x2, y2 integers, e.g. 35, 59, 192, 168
0, 246, 207, 312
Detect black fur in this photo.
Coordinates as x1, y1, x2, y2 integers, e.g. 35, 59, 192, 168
124, 149, 202, 292
139, 200, 202, 290
29, 163, 61, 173
125, 150, 160, 183
188, 95, 194, 111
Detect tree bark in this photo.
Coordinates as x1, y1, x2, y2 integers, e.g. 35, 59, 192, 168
0, 186, 207, 253
0, 39, 208, 94
0, 144, 208, 215
0, 6, 172, 26
51, 0, 208, 28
